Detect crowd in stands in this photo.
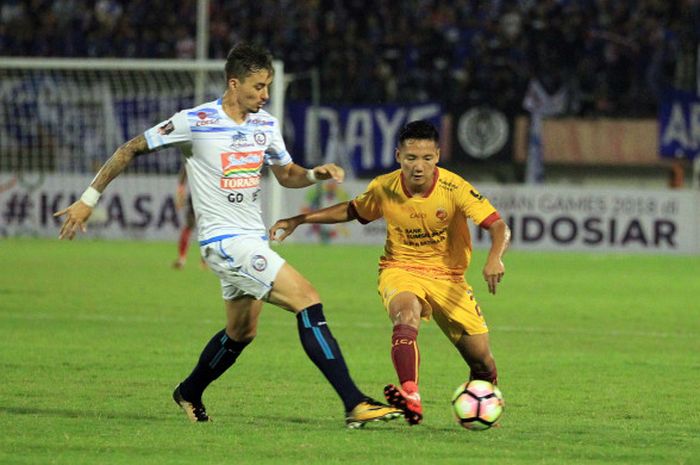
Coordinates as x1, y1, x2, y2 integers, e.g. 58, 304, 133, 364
1, 0, 698, 116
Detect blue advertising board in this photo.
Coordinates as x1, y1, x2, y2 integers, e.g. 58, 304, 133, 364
659, 88, 700, 160
286, 102, 442, 175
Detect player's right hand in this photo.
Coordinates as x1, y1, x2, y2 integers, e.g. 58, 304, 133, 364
312, 163, 345, 183
53, 201, 93, 240
269, 216, 303, 242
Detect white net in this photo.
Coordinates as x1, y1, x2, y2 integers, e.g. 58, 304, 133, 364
0, 58, 286, 239
0, 59, 227, 175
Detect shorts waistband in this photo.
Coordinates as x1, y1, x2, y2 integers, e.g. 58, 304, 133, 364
199, 234, 268, 246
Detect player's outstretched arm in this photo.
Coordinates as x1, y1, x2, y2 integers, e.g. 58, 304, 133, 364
53, 134, 153, 240
482, 219, 511, 295
270, 162, 345, 188
269, 201, 354, 242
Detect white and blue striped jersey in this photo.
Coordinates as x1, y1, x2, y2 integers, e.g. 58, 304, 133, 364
144, 98, 292, 242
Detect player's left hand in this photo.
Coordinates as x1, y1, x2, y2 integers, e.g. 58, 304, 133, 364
483, 258, 505, 295
311, 164, 345, 183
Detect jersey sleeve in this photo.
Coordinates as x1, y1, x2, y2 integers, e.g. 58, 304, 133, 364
350, 179, 383, 224
143, 111, 192, 150
264, 118, 292, 166
456, 181, 500, 228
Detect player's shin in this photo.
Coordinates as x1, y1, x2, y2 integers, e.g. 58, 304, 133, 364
179, 329, 251, 402
296, 303, 364, 411
469, 366, 498, 385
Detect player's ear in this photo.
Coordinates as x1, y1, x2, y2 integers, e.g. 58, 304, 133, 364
394, 147, 401, 163
228, 78, 239, 90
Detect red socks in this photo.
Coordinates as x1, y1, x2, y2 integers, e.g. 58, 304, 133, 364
178, 226, 192, 260
391, 324, 419, 390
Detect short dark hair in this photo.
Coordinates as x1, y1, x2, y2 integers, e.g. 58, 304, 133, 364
398, 120, 439, 146
225, 43, 274, 81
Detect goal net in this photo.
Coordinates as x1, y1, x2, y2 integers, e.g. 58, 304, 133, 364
1, 59, 227, 174
0, 58, 285, 238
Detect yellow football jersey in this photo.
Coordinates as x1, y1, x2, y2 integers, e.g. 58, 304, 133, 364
351, 167, 500, 280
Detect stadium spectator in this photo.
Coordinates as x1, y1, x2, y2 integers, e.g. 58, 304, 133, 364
53, 42, 403, 428
270, 120, 511, 425
1, 0, 697, 116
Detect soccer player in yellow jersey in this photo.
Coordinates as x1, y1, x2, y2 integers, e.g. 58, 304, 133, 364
270, 121, 511, 425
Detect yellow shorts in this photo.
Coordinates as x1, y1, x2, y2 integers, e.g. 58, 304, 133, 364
378, 267, 489, 343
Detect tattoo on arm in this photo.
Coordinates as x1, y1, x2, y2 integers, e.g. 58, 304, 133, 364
91, 135, 154, 192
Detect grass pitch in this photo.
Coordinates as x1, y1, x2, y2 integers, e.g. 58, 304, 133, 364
1, 238, 699, 465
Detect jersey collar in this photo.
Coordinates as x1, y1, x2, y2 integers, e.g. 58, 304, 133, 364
217, 97, 249, 125
400, 168, 439, 198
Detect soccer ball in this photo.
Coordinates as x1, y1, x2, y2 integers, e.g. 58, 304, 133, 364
451, 380, 504, 430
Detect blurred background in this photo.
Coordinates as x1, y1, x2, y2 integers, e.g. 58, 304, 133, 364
1, 0, 699, 251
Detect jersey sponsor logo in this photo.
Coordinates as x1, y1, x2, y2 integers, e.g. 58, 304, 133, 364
251, 254, 267, 271
221, 151, 263, 176
196, 109, 217, 119
220, 151, 263, 189
194, 109, 220, 126
436, 208, 448, 222
195, 119, 220, 127
403, 227, 447, 246
157, 120, 174, 135
195, 119, 219, 127
470, 189, 484, 201
410, 212, 427, 219
248, 118, 274, 126
220, 175, 261, 189
438, 179, 458, 191
229, 131, 256, 148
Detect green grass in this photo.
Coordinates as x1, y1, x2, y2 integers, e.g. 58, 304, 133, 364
1, 238, 699, 465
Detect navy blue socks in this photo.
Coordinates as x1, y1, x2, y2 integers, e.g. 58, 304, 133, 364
179, 329, 250, 403
296, 303, 364, 411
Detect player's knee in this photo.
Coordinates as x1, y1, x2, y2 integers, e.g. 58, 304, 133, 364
304, 286, 321, 305
389, 293, 422, 326
392, 308, 421, 327
289, 279, 321, 310
268, 265, 321, 311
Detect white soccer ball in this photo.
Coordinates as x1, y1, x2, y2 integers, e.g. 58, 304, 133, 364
451, 380, 504, 430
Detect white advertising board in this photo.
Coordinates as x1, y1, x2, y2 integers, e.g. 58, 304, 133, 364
471, 185, 699, 254
274, 181, 700, 255
2, 173, 698, 254
0, 174, 183, 240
